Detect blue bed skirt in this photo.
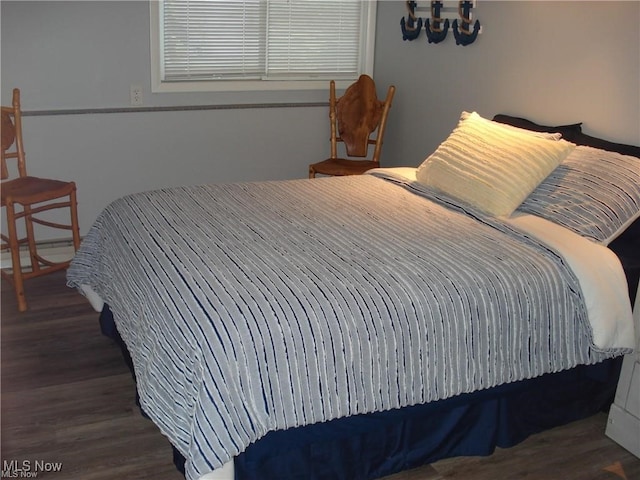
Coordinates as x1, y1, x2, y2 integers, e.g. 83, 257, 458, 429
99, 306, 622, 480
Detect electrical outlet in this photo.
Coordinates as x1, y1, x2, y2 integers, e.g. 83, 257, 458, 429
130, 85, 143, 106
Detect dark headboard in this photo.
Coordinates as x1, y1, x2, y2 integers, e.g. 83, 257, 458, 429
492, 114, 640, 158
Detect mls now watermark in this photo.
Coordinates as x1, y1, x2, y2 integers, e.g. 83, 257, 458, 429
2, 460, 63, 478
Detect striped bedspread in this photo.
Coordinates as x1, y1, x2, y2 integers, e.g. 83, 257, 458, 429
67, 173, 625, 480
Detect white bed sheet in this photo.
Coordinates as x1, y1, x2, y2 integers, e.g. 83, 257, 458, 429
507, 211, 634, 350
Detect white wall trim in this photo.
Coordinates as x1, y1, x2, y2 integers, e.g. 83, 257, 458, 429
1, 239, 76, 270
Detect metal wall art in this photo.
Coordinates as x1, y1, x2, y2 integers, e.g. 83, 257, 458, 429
400, 0, 481, 46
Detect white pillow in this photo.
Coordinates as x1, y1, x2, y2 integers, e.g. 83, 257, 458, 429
416, 111, 575, 217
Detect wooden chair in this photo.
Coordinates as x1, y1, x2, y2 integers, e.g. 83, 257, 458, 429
1, 88, 81, 312
309, 75, 395, 178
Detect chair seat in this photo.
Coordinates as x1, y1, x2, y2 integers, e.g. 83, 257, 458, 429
1, 176, 75, 206
309, 158, 379, 177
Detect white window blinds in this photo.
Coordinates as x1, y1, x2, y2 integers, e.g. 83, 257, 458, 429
265, 1, 362, 79
160, 0, 369, 83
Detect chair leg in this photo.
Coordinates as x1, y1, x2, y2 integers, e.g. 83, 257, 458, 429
4, 200, 28, 312
70, 186, 81, 251
309, 166, 316, 179
23, 204, 41, 275
2, 188, 81, 313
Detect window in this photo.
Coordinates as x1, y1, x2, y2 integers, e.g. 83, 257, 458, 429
150, 0, 377, 93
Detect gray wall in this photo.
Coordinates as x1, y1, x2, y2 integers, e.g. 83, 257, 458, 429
2, 1, 639, 239
374, 1, 640, 165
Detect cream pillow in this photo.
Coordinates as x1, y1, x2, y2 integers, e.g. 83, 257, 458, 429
416, 111, 575, 217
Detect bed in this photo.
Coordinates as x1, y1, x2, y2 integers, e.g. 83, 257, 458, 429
66, 112, 640, 480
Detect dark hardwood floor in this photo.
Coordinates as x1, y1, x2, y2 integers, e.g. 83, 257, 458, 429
2, 271, 639, 480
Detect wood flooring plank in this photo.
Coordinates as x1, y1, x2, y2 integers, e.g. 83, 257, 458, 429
1, 272, 181, 479
2, 271, 639, 480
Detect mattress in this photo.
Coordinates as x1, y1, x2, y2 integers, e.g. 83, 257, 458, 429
67, 168, 634, 480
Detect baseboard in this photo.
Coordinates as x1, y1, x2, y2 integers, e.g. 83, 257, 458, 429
1, 238, 77, 270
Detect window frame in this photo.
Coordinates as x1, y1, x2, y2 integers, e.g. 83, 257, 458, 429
149, 0, 377, 93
